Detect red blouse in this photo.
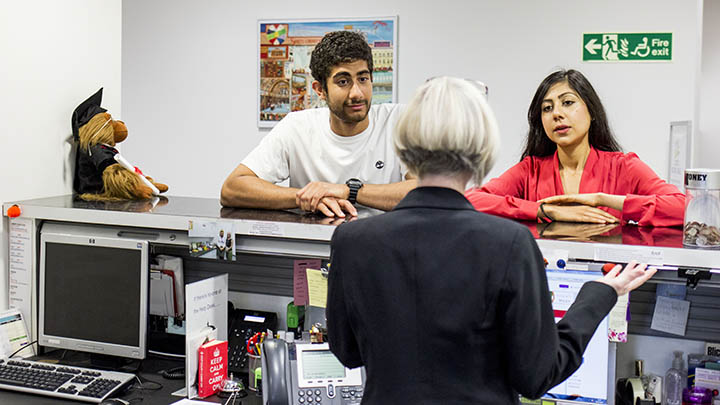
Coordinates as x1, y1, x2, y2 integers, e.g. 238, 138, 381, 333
465, 148, 685, 227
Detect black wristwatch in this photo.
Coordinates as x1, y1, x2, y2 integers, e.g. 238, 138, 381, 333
345, 178, 364, 205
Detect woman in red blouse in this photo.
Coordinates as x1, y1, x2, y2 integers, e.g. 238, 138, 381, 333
465, 69, 684, 227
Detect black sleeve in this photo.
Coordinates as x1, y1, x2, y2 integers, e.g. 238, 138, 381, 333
326, 227, 363, 369
500, 227, 617, 399
89, 144, 118, 173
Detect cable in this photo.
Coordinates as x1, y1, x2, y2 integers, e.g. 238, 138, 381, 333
148, 349, 185, 359
133, 375, 164, 391
8, 340, 37, 359
159, 366, 185, 380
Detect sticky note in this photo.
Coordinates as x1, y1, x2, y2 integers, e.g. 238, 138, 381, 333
650, 296, 690, 336
293, 259, 321, 306
306, 269, 328, 308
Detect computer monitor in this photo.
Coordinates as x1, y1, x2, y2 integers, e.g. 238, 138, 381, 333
39, 223, 149, 361
544, 269, 613, 404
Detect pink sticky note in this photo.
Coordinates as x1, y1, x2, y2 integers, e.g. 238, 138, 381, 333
293, 259, 321, 306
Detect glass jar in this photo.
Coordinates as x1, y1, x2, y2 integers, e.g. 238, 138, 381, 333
684, 169, 720, 248
682, 386, 712, 404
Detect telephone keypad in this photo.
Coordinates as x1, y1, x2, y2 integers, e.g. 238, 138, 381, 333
340, 386, 363, 401
227, 308, 278, 383
296, 385, 364, 404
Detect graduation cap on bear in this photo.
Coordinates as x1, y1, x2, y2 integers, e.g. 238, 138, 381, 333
71, 88, 106, 141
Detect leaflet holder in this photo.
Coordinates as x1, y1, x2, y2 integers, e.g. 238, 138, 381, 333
678, 267, 711, 289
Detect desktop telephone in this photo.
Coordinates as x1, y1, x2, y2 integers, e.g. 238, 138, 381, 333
261, 339, 366, 405
228, 308, 278, 377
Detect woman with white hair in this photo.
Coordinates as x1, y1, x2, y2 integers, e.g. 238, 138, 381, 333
326, 77, 655, 404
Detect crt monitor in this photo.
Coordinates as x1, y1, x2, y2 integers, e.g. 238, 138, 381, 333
39, 223, 149, 360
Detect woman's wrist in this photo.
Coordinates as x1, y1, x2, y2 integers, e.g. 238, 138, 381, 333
539, 202, 555, 222
599, 193, 626, 211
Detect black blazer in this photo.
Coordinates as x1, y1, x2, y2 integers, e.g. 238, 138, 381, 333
327, 187, 617, 404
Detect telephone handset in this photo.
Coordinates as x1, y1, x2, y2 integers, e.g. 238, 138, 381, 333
262, 339, 291, 404
261, 339, 366, 405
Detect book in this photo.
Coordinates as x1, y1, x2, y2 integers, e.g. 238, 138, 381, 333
197, 339, 228, 398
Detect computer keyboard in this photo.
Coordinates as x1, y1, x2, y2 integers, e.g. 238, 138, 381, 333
0, 358, 136, 403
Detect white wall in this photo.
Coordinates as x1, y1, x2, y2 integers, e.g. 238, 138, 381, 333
121, 0, 701, 198
697, 0, 720, 168
0, 0, 122, 309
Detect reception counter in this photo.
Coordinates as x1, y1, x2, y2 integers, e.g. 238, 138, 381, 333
3, 194, 720, 404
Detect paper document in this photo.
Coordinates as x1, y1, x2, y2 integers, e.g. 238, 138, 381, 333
8, 218, 32, 325
608, 293, 629, 342
150, 270, 176, 317
651, 296, 690, 336
306, 269, 328, 308
156, 255, 185, 317
0, 308, 33, 358
293, 259, 321, 306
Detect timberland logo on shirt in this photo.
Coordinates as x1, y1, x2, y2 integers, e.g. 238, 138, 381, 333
375, 160, 384, 169
686, 173, 707, 182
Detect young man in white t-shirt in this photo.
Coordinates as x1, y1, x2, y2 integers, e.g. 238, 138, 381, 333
221, 31, 416, 217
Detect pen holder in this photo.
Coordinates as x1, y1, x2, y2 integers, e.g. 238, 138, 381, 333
247, 353, 261, 392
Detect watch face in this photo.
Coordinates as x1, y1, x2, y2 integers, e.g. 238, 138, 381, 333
346, 178, 363, 188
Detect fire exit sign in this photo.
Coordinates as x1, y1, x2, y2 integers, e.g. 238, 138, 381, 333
583, 33, 672, 61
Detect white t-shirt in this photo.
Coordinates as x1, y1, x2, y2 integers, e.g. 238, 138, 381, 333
242, 104, 407, 189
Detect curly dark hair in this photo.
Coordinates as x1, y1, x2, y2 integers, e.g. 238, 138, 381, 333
521, 69, 622, 159
310, 31, 374, 91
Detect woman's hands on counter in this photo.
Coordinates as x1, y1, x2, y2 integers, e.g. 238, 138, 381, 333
538, 202, 619, 224
540, 192, 626, 211
537, 192, 627, 223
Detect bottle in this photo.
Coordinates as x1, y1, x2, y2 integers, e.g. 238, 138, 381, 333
665, 351, 686, 405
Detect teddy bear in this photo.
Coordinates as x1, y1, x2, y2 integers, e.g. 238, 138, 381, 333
71, 88, 168, 200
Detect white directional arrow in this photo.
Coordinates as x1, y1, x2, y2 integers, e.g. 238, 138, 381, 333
585, 38, 602, 54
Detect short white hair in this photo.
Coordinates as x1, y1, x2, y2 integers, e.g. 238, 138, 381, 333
394, 76, 500, 185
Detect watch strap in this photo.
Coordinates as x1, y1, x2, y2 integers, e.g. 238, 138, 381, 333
346, 178, 363, 205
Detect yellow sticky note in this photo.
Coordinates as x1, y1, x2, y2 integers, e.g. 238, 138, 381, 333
306, 269, 328, 308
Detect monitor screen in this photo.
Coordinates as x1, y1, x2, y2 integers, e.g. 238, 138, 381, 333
44, 243, 141, 346
545, 270, 610, 404
301, 349, 346, 380
39, 224, 148, 360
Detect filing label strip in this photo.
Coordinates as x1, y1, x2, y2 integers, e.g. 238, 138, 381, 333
8, 218, 32, 326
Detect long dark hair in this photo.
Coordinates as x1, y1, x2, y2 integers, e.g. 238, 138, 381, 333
521, 69, 622, 159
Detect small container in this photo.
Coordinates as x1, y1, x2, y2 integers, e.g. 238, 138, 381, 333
683, 169, 720, 248
247, 353, 261, 392
682, 386, 712, 404
665, 351, 686, 405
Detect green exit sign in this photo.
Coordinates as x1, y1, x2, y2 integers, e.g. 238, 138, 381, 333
583, 33, 672, 61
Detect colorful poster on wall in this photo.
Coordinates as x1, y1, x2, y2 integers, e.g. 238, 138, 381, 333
257, 17, 398, 128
